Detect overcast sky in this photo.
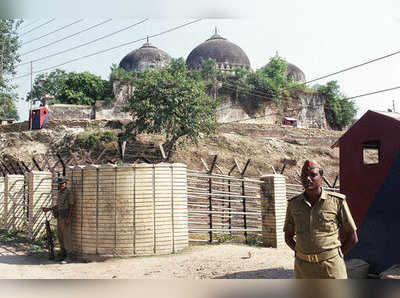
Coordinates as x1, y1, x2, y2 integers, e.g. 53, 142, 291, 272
5, 0, 400, 121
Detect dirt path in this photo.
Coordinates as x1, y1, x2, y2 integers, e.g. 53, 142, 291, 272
0, 244, 295, 279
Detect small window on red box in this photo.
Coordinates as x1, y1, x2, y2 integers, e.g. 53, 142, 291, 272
362, 140, 380, 165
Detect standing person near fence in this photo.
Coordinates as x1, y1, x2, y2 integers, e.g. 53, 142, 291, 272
283, 160, 358, 278
42, 177, 74, 263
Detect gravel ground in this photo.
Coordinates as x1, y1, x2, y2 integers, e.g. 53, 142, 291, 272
0, 243, 295, 279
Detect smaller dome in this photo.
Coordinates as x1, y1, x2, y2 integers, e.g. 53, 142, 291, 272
119, 39, 172, 72
264, 55, 306, 83
286, 62, 306, 83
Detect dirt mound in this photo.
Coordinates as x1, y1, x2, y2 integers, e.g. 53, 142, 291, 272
0, 120, 343, 185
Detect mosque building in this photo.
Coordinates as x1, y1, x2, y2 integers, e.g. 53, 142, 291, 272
119, 28, 305, 83
50, 29, 326, 128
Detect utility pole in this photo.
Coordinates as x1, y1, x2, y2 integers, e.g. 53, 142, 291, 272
29, 61, 33, 130
0, 41, 4, 88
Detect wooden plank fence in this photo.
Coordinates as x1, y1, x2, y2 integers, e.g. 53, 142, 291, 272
187, 155, 340, 244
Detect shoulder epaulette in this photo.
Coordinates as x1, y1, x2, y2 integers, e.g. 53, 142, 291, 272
288, 193, 303, 201
326, 191, 346, 200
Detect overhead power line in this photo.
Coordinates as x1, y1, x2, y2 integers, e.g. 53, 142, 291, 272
221, 84, 400, 125
302, 49, 400, 86
20, 19, 113, 56
19, 18, 56, 37
21, 19, 84, 46
18, 19, 41, 31
17, 18, 148, 67
343, 85, 400, 101
219, 45, 400, 100
13, 18, 203, 80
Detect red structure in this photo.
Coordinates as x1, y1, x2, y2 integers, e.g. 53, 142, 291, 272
30, 106, 49, 130
282, 117, 297, 127
332, 110, 400, 272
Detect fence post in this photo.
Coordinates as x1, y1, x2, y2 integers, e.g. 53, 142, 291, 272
227, 164, 237, 235
4, 176, 8, 229
25, 172, 34, 241
208, 155, 218, 243
241, 159, 250, 244
260, 174, 287, 248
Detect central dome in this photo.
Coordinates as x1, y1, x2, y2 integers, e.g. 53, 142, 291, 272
186, 29, 251, 71
119, 39, 172, 72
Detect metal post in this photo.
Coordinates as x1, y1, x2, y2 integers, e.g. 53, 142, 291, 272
227, 164, 236, 235
208, 175, 212, 243
207, 155, 218, 243
29, 61, 33, 130
242, 179, 247, 244
241, 159, 251, 244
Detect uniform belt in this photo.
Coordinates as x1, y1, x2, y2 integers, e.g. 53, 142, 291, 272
296, 248, 340, 263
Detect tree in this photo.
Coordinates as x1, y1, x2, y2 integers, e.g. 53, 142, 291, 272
26, 70, 113, 105
216, 55, 308, 115
316, 80, 357, 130
124, 58, 219, 158
0, 18, 22, 120
0, 91, 18, 119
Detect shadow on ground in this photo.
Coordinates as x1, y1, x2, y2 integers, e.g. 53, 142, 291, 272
215, 267, 294, 279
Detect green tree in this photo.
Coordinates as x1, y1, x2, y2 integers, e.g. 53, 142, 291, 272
124, 58, 219, 158
0, 18, 22, 120
109, 63, 136, 84
218, 55, 305, 114
316, 80, 357, 130
26, 69, 67, 104
26, 70, 113, 105
0, 91, 18, 120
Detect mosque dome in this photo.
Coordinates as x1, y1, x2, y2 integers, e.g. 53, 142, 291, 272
186, 28, 251, 71
119, 39, 172, 72
264, 55, 306, 83
286, 62, 306, 83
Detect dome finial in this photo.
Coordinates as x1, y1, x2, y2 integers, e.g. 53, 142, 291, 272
214, 26, 217, 35
146, 36, 149, 44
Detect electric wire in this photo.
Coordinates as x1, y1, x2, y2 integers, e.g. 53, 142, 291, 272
21, 19, 84, 46
16, 18, 148, 67
220, 84, 400, 124
18, 19, 41, 31
301, 49, 400, 86
343, 85, 400, 101
13, 18, 203, 80
19, 18, 56, 37
20, 19, 113, 56
218, 47, 400, 100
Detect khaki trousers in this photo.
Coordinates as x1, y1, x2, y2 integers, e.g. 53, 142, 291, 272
57, 218, 72, 254
294, 254, 348, 279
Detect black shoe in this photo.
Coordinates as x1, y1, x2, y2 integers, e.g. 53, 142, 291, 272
60, 254, 74, 264
57, 251, 67, 261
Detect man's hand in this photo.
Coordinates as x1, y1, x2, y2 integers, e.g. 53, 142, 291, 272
65, 217, 71, 225
340, 229, 358, 255
285, 230, 296, 252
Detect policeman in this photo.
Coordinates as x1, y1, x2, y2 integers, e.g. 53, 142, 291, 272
284, 160, 358, 278
42, 177, 74, 263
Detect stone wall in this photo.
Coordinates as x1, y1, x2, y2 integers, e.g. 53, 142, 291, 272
297, 91, 328, 129
48, 81, 328, 129
48, 104, 94, 120
216, 90, 328, 128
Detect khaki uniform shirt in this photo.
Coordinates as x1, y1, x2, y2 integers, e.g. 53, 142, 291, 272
57, 188, 73, 214
283, 188, 356, 255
